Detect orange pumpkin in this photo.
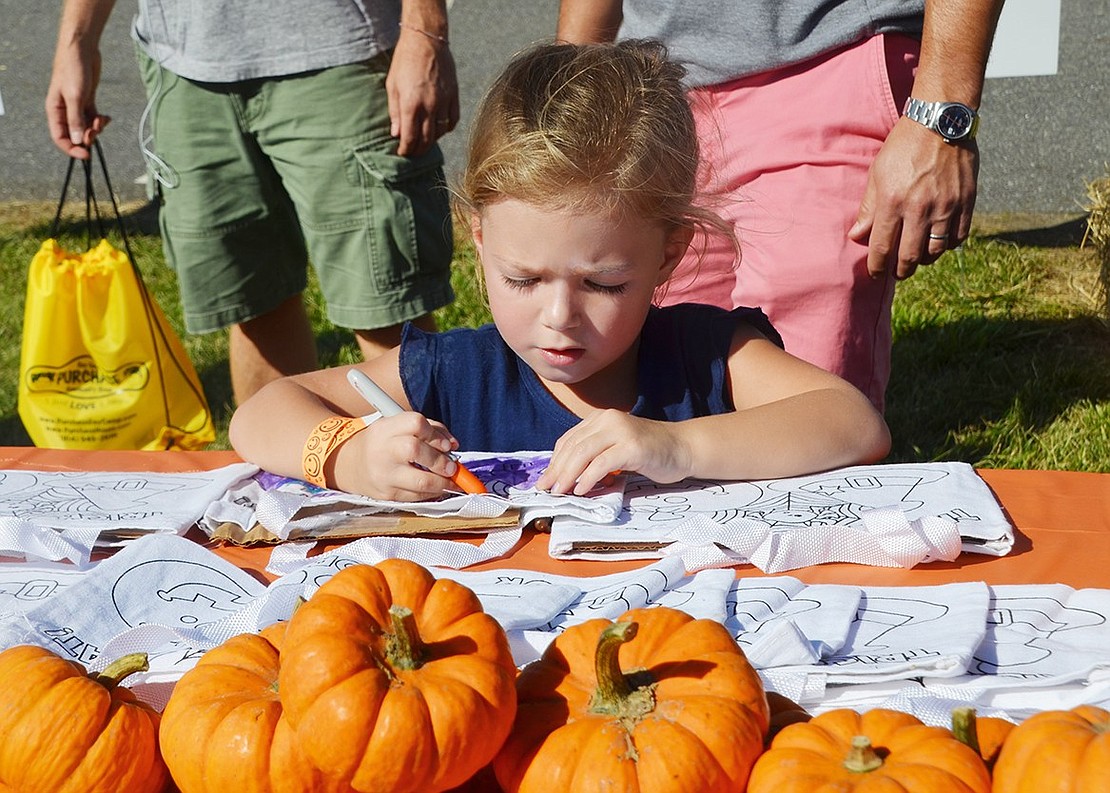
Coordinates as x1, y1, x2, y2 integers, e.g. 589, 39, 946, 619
492, 607, 769, 793
0, 645, 168, 793
160, 621, 350, 793
278, 559, 518, 793
748, 707, 992, 793
950, 706, 1015, 770
766, 691, 812, 745
991, 704, 1110, 792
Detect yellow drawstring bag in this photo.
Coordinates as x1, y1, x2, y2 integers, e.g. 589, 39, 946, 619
17, 143, 214, 450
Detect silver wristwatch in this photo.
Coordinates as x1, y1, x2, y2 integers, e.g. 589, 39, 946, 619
902, 97, 980, 143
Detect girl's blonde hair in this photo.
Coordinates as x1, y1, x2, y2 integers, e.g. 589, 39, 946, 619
457, 39, 732, 247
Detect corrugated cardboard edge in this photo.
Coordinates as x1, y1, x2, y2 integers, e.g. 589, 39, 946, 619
212, 510, 521, 546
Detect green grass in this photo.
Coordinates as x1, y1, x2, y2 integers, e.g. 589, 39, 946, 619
1, 202, 1106, 471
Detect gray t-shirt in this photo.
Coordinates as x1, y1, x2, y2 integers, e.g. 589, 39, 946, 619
619, 0, 925, 87
131, 0, 398, 82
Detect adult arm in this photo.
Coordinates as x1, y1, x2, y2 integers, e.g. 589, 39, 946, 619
537, 324, 892, 495
389, 0, 459, 156
45, 0, 116, 160
556, 0, 622, 43
849, 0, 1006, 279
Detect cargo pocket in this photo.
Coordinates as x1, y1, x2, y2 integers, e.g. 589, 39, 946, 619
351, 143, 453, 292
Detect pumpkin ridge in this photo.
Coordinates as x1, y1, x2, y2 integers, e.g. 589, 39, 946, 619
64, 706, 164, 793
632, 706, 739, 775
352, 682, 439, 792
616, 608, 693, 661
560, 721, 641, 792
659, 696, 768, 786
0, 651, 165, 793
410, 655, 517, 717
10, 675, 109, 783
419, 670, 515, 790
417, 578, 486, 632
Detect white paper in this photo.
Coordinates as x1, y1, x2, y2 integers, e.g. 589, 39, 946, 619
0, 561, 89, 620
549, 463, 1011, 571
2, 532, 1108, 723
826, 583, 991, 681
727, 577, 862, 667
0, 534, 268, 676
0, 464, 258, 551
203, 452, 624, 540
962, 585, 1110, 686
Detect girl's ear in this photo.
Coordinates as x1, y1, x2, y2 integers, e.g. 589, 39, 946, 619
658, 225, 694, 285
470, 213, 484, 258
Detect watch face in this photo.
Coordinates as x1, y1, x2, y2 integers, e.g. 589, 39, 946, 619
937, 104, 974, 139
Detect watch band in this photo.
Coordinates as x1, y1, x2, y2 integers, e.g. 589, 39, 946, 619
903, 97, 980, 142
903, 97, 937, 127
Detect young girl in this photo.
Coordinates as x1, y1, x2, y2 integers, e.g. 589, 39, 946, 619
229, 40, 891, 502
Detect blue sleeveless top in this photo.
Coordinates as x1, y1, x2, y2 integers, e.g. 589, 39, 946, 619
399, 303, 782, 452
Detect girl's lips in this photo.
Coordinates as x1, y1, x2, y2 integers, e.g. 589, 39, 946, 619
539, 347, 585, 366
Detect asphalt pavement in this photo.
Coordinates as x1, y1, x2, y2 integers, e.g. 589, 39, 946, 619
1, 1, 1106, 214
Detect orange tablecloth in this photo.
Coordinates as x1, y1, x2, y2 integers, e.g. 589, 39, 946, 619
2, 447, 1107, 588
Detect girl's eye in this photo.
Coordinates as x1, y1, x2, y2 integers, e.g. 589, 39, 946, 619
501, 276, 537, 291
587, 281, 628, 295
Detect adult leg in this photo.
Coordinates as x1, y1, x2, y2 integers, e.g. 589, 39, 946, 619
353, 314, 438, 361
136, 53, 317, 404
229, 294, 318, 404
252, 56, 455, 361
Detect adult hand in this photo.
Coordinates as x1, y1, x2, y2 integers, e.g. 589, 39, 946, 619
386, 27, 459, 157
537, 410, 693, 496
849, 118, 979, 280
45, 44, 110, 160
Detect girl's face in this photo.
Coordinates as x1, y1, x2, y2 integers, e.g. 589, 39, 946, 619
472, 199, 689, 408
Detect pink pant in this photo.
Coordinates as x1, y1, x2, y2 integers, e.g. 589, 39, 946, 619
659, 34, 919, 412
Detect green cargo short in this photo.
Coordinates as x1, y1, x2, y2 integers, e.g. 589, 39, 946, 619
137, 50, 454, 334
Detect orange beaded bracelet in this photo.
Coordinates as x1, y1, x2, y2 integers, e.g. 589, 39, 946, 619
301, 416, 369, 488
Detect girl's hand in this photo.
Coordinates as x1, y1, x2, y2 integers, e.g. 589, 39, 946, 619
335, 412, 461, 501
537, 410, 694, 496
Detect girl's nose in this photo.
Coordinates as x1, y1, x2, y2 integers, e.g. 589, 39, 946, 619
542, 284, 579, 330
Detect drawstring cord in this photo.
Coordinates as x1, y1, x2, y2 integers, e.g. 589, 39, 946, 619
137, 60, 180, 190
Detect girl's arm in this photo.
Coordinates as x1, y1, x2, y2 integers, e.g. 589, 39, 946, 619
228, 350, 463, 500
538, 324, 891, 495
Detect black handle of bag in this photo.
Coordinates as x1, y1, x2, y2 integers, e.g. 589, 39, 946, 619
50, 140, 137, 272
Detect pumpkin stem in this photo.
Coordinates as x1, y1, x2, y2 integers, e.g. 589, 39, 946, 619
587, 621, 655, 720
843, 736, 884, 773
386, 605, 425, 671
951, 706, 981, 755
91, 653, 149, 690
